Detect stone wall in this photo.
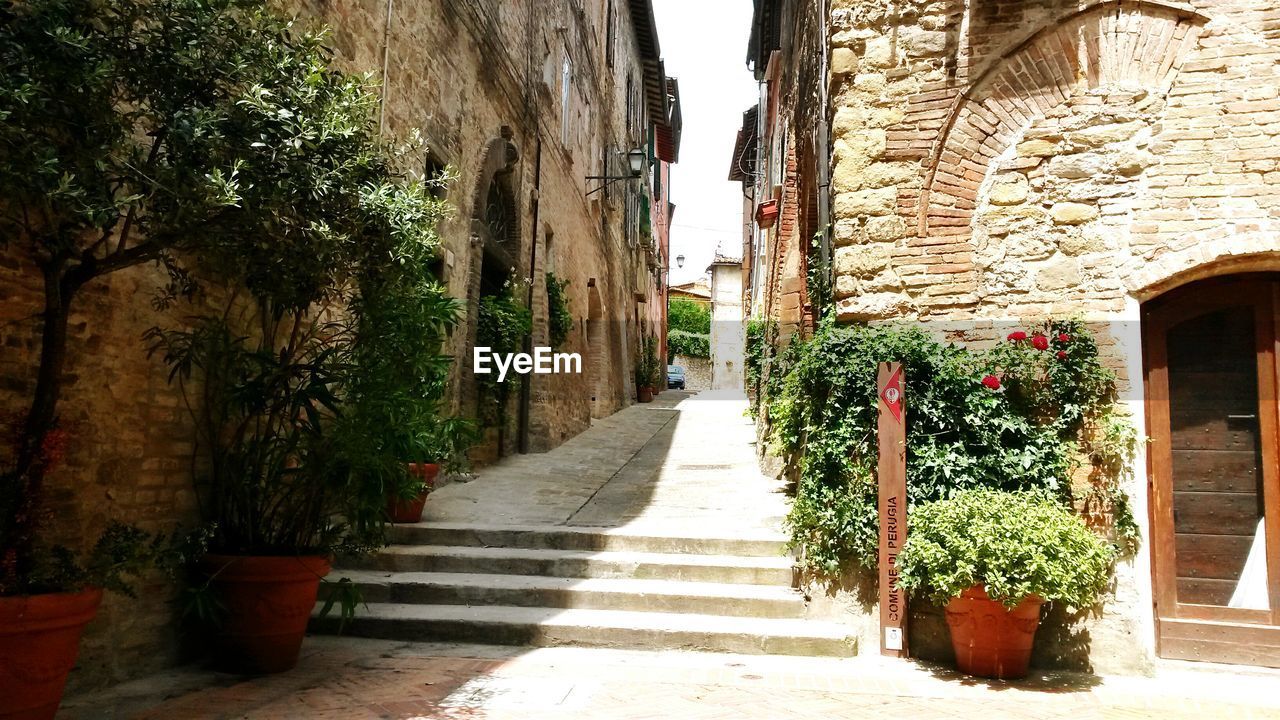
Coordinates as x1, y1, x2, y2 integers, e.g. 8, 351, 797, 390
1, 0, 668, 691
669, 355, 711, 391
816, 0, 1280, 674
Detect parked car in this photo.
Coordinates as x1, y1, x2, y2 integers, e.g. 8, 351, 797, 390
667, 365, 686, 390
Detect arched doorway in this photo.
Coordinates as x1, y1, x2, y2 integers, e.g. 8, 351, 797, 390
1143, 274, 1280, 666
465, 136, 521, 456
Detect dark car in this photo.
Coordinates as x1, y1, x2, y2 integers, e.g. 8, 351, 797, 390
667, 365, 686, 390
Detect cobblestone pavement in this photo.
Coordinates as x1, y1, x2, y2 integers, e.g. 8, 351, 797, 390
60, 636, 1280, 719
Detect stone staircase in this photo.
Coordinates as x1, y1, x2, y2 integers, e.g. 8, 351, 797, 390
311, 522, 857, 657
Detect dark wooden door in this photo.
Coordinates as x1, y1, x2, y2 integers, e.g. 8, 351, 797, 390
1144, 276, 1280, 667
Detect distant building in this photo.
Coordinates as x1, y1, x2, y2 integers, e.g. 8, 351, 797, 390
708, 248, 744, 390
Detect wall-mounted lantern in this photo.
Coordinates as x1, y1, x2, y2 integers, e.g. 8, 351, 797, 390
676, 254, 685, 269
586, 147, 648, 196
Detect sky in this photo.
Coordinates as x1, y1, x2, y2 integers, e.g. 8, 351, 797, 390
651, 0, 758, 287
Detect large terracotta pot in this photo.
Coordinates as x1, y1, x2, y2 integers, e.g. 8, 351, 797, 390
637, 386, 653, 403
944, 585, 1043, 679
0, 588, 102, 720
386, 462, 441, 523
200, 554, 330, 674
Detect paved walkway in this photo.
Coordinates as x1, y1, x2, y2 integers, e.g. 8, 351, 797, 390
56, 390, 1280, 718
60, 636, 1280, 719
424, 390, 788, 535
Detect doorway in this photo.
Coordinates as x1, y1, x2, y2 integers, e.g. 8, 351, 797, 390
1143, 274, 1280, 666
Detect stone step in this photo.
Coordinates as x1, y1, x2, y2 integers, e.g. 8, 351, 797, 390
311, 603, 856, 657
335, 570, 807, 617
348, 545, 795, 586
390, 522, 789, 558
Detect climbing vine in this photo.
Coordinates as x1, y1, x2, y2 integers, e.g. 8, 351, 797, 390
476, 283, 532, 426
770, 318, 1140, 577
546, 272, 573, 349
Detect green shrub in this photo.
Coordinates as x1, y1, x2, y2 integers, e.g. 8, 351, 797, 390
745, 318, 773, 408
669, 298, 711, 335
898, 489, 1115, 609
773, 318, 1137, 576
546, 272, 573, 348
668, 329, 709, 359
477, 285, 532, 425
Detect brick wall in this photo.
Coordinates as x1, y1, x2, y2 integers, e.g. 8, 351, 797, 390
2, 0, 667, 690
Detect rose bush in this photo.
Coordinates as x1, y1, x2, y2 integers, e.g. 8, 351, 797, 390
770, 318, 1138, 576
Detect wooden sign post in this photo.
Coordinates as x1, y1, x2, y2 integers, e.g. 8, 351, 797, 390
877, 362, 908, 658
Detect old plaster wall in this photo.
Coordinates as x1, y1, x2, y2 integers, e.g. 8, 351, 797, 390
818, 0, 1280, 674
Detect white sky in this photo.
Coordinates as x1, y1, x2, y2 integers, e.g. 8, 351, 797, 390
652, 0, 758, 286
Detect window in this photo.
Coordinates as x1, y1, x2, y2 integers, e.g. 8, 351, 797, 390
424, 153, 448, 200
605, 0, 615, 68
561, 52, 573, 145
625, 75, 636, 137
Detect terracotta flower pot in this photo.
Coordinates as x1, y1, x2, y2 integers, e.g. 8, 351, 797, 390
637, 386, 653, 403
944, 585, 1043, 679
200, 554, 331, 674
755, 199, 780, 228
386, 462, 441, 523
0, 588, 102, 720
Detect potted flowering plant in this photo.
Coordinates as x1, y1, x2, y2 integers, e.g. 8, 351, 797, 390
897, 489, 1114, 679
385, 416, 478, 524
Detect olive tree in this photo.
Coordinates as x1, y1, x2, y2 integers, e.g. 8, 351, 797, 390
0, 0, 446, 592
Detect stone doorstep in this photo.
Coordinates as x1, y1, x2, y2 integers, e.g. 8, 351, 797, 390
332, 570, 807, 618
389, 522, 790, 558
353, 544, 795, 586
310, 603, 857, 657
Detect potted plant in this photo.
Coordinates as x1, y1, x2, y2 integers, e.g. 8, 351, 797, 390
0, 0, 419, 708
637, 333, 660, 400
0, 522, 174, 720
385, 416, 478, 524
897, 489, 1115, 679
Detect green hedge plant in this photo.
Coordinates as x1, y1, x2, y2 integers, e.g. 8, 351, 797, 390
772, 318, 1138, 577
897, 489, 1115, 609
545, 272, 573, 349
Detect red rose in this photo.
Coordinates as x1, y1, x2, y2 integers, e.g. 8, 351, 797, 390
1057, 350, 1068, 360
1031, 334, 1050, 350
981, 375, 1001, 390
1007, 331, 1027, 342
1058, 333, 1070, 343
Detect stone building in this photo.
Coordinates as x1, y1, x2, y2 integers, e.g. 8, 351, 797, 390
740, 0, 1280, 672
708, 249, 746, 390
0, 0, 679, 689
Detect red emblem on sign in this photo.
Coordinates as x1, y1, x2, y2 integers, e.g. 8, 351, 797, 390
880, 365, 903, 424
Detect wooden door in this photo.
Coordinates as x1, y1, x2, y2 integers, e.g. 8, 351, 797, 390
1144, 276, 1280, 666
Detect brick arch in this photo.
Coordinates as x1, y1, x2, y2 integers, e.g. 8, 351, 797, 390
1123, 226, 1280, 299
917, 0, 1209, 239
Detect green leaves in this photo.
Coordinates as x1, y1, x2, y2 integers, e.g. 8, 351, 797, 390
771, 318, 1138, 577
546, 272, 573, 349
897, 489, 1116, 609
668, 329, 709, 359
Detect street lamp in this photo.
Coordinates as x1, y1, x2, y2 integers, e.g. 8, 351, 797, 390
676, 254, 685, 269
585, 146, 648, 195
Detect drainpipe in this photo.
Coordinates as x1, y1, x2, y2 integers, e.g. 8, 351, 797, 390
816, 1, 832, 286
518, 140, 543, 454
379, 0, 395, 135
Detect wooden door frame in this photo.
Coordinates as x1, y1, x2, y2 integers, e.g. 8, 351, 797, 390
1142, 274, 1280, 665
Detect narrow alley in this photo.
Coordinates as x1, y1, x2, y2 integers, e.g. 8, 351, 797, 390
59, 392, 1280, 719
